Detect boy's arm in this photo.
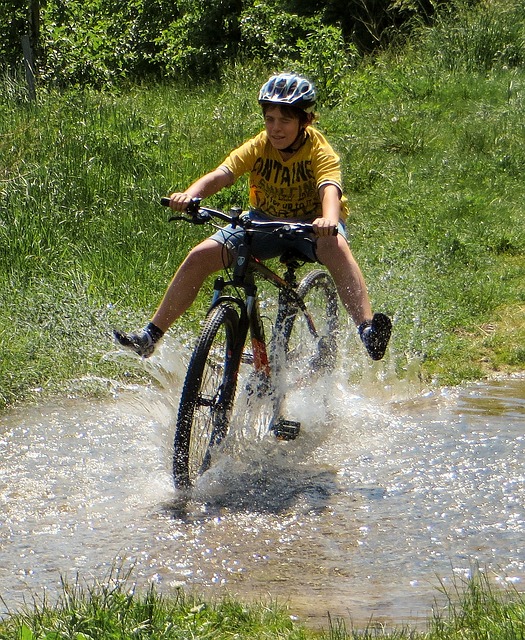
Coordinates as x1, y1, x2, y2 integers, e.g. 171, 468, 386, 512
312, 183, 341, 237
168, 167, 234, 211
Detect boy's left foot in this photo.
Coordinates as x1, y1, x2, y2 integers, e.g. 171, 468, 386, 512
113, 328, 156, 357
358, 313, 392, 361
113, 322, 164, 358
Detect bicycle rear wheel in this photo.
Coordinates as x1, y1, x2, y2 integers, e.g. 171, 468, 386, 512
283, 269, 339, 375
173, 302, 242, 488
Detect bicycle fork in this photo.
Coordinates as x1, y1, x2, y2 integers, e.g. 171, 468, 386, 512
210, 267, 301, 441
244, 282, 300, 440
265, 277, 302, 441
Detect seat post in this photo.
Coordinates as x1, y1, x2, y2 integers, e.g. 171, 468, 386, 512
283, 263, 298, 287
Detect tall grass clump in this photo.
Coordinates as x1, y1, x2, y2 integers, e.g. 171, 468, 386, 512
323, 0, 525, 382
0, 568, 312, 640
429, 569, 525, 640
2, 567, 525, 639
0, 77, 263, 406
418, 0, 525, 73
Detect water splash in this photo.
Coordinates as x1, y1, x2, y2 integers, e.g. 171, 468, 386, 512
2, 336, 524, 627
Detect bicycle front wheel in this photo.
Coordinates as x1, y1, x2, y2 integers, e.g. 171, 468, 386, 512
284, 269, 339, 375
173, 302, 242, 489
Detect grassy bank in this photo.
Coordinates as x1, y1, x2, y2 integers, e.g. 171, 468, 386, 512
1, 7, 525, 407
1, 569, 524, 639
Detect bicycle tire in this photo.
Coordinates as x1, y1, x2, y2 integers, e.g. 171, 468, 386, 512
173, 302, 242, 488
283, 269, 339, 375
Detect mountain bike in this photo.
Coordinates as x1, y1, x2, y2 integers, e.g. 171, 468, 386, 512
161, 198, 340, 489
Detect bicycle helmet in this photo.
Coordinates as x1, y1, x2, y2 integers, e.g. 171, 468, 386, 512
258, 73, 317, 113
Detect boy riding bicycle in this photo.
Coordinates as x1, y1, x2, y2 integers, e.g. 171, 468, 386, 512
115, 72, 392, 361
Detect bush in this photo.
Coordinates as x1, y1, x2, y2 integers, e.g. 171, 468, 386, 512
0, 0, 463, 88
154, 0, 242, 80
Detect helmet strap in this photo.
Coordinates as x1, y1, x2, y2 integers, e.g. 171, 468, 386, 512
282, 129, 308, 154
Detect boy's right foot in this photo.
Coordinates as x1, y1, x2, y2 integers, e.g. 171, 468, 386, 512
358, 313, 392, 361
113, 323, 164, 358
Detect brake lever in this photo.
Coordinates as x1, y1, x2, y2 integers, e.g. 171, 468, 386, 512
168, 211, 211, 224
168, 213, 192, 223
162, 196, 207, 223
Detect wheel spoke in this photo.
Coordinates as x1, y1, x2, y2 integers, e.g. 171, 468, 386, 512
284, 270, 339, 377
173, 304, 241, 488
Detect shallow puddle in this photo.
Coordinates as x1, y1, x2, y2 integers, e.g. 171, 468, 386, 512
1, 345, 524, 628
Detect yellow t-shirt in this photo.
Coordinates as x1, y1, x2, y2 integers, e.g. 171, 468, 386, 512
219, 127, 348, 221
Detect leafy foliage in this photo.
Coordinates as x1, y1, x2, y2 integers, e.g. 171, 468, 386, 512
0, 0, 32, 62
295, 23, 359, 106
155, 0, 243, 80
39, 0, 181, 86
238, 2, 312, 66
2, 0, 456, 88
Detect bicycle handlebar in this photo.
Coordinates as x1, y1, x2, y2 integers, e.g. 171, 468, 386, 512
160, 197, 338, 236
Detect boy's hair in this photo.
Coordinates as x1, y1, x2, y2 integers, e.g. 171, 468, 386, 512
262, 103, 314, 127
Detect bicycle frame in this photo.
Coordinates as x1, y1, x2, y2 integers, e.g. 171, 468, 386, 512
167, 199, 340, 486
205, 226, 319, 440
208, 228, 306, 378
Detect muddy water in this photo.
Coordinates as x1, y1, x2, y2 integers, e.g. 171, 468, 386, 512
1, 346, 524, 628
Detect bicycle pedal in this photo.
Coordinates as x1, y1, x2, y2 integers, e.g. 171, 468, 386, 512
271, 417, 301, 441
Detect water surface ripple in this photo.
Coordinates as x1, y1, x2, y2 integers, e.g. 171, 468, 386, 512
1, 363, 524, 627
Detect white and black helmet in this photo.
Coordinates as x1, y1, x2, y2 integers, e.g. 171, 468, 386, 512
258, 73, 317, 112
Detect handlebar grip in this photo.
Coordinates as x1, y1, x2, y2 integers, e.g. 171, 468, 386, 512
160, 196, 201, 211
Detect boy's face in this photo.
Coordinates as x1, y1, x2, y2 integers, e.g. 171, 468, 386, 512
263, 106, 301, 151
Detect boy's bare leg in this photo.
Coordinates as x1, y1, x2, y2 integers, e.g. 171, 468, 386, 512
151, 239, 229, 332
316, 235, 391, 360
316, 235, 372, 326
113, 239, 229, 356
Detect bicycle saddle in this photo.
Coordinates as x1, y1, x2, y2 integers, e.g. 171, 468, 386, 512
279, 247, 315, 266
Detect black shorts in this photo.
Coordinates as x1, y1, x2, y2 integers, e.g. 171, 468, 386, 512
209, 210, 347, 262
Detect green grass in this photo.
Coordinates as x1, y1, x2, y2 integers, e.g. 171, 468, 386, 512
0, 572, 310, 639
1, 4, 525, 407
1, 567, 524, 639
333, 61, 525, 381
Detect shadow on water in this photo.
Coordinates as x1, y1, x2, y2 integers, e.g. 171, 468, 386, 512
164, 462, 340, 520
